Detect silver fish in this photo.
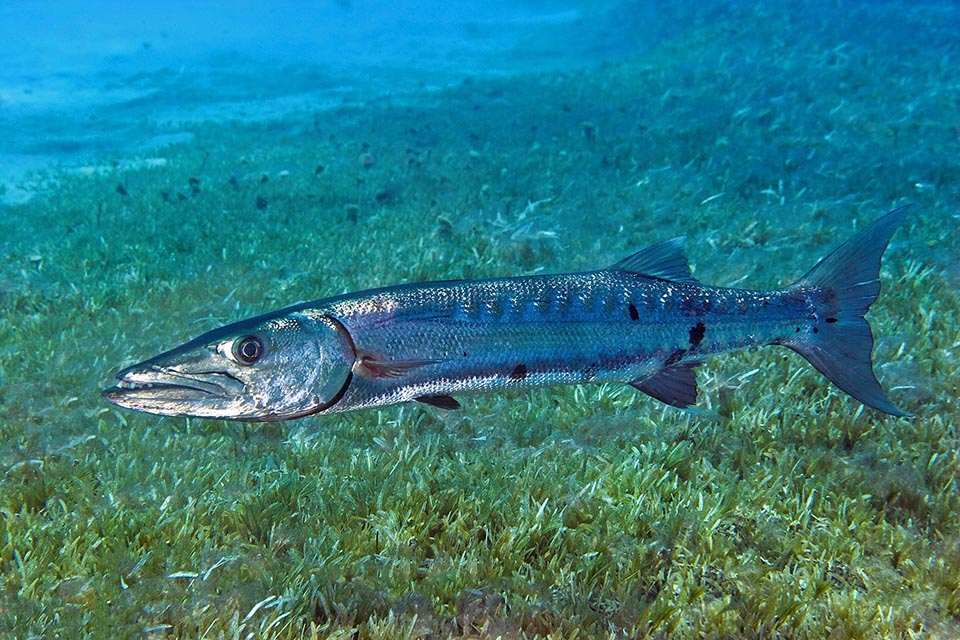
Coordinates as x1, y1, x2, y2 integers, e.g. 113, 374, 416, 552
103, 207, 910, 421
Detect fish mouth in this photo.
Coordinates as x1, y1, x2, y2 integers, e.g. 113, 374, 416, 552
102, 365, 246, 412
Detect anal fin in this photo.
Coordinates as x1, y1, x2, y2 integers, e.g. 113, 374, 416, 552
630, 363, 699, 408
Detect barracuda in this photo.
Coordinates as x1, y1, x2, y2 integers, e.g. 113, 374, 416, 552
103, 207, 910, 421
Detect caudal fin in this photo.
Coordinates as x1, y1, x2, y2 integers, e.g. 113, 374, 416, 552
785, 206, 911, 416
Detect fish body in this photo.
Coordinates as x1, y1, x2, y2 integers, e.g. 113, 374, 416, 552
319, 269, 803, 413
103, 207, 910, 421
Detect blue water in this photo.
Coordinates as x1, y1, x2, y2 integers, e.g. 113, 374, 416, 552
0, 0, 661, 202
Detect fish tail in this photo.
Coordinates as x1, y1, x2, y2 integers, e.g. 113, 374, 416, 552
784, 206, 911, 416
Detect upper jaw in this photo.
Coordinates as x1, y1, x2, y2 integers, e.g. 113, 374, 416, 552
102, 363, 247, 415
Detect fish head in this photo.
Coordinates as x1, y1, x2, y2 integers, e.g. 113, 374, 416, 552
102, 310, 355, 421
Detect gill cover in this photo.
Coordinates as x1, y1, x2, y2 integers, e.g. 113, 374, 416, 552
232, 313, 356, 419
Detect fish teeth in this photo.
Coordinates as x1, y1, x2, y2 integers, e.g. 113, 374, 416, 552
117, 380, 153, 390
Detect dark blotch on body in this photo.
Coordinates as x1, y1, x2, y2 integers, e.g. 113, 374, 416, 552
628, 303, 639, 321
689, 321, 706, 348
510, 364, 528, 381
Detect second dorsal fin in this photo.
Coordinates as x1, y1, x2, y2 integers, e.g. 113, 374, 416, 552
610, 237, 698, 284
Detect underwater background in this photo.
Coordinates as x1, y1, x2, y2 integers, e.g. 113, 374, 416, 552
1, 0, 958, 637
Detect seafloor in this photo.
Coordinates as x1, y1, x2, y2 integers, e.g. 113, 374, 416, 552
2, 2, 959, 639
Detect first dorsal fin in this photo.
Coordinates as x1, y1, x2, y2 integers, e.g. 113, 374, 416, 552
610, 237, 698, 284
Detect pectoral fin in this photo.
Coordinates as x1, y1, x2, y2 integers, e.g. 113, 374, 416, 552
630, 363, 699, 408
355, 355, 442, 379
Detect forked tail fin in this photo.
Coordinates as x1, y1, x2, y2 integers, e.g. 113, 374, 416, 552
785, 206, 911, 416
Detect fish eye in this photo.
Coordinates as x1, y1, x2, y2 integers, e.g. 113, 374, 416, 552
232, 336, 263, 365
